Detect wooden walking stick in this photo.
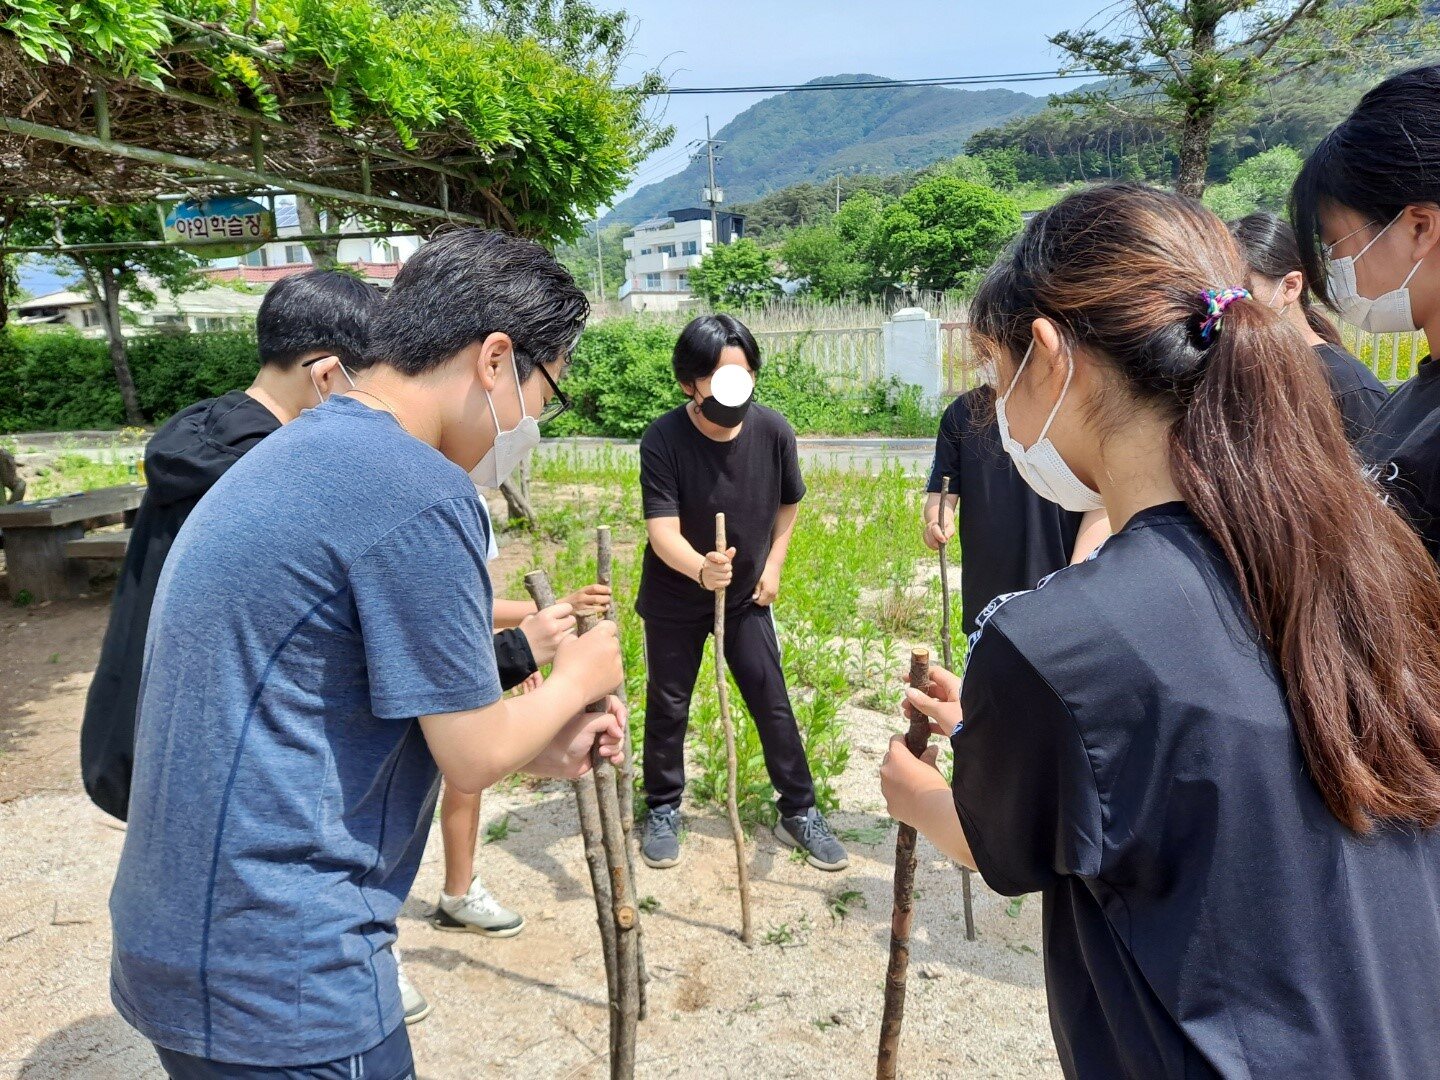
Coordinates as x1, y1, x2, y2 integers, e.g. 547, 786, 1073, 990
713, 512, 754, 946
523, 572, 618, 1007
877, 647, 933, 1080
576, 601, 641, 1079
936, 477, 976, 942
593, 526, 649, 1023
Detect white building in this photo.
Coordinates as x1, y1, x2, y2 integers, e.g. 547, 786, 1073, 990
13, 283, 263, 337
619, 208, 745, 313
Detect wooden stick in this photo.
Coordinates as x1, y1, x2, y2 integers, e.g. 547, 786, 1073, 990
523, 571, 618, 1006
877, 647, 932, 1080
713, 512, 753, 946
937, 477, 976, 942
577, 606, 640, 1080
594, 526, 649, 1024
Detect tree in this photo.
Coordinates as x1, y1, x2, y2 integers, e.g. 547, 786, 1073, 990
1202, 144, 1304, 218
688, 240, 780, 308
1051, 0, 1430, 198
9, 203, 198, 424
872, 177, 1021, 293
779, 225, 871, 301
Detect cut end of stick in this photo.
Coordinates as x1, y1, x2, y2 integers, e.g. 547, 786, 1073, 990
910, 647, 929, 667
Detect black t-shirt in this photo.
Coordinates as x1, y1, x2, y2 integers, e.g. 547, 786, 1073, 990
1313, 342, 1388, 446
954, 502, 1440, 1080
1361, 355, 1440, 563
637, 403, 805, 623
927, 387, 1082, 634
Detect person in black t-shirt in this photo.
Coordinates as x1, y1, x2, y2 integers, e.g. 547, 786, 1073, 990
1291, 65, 1440, 562
636, 315, 848, 872
881, 184, 1440, 1080
80, 271, 377, 822
924, 386, 1107, 635
1229, 213, 1388, 446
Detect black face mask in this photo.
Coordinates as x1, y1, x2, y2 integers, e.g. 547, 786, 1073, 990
697, 390, 753, 428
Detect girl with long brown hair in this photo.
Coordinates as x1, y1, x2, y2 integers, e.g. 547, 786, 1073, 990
879, 183, 1440, 1079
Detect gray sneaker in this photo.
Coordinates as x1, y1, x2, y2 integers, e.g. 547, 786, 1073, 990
640, 806, 681, 868
774, 807, 849, 871
392, 948, 431, 1025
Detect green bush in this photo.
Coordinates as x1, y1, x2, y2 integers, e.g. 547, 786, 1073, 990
555, 318, 941, 438
1, 318, 942, 438
0, 326, 258, 431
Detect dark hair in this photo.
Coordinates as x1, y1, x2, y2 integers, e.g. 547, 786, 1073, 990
1228, 213, 1342, 345
256, 270, 379, 370
1291, 64, 1440, 304
972, 182, 1440, 833
367, 229, 588, 379
672, 314, 761, 386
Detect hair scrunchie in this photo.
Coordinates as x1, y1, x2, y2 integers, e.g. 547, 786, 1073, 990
1197, 287, 1251, 343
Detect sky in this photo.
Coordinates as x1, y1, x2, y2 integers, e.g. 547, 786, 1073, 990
609, 0, 1097, 204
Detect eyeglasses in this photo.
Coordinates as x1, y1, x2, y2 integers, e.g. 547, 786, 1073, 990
533, 360, 570, 426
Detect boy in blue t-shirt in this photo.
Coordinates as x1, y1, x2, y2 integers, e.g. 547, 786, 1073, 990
109, 231, 624, 1077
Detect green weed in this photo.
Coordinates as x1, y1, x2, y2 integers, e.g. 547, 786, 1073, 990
762, 915, 811, 949
826, 888, 867, 923
838, 821, 892, 845
638, 895, 660, 914
483, 814, 516, 844
13, 589, 33, 608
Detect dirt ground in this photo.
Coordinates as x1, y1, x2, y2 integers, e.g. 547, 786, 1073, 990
0, 542, 1058, 1079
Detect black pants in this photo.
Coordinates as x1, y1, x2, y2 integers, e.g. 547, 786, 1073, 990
643, 604, 816, 817
154, 1023, 413, 1079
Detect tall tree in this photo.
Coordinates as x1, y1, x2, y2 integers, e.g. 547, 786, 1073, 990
1051, 0, 1430, 197
872, 177, 1021, 293
9, 203, 198, 424
688, 239, 780, 307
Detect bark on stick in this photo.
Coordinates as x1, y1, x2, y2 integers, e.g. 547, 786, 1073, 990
877, 647, 932, 1080
714, 512, 753, 945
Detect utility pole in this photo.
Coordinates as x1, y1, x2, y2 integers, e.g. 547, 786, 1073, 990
593, 215, 604, 301
701, 116, 723, 247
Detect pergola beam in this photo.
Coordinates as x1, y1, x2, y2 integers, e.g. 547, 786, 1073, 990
0, 229, 421, 255
0, 114, 486, 226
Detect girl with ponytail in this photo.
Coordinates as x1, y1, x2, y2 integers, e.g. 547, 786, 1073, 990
1229, 212, 1388, 445
879, 183, 1440, 1080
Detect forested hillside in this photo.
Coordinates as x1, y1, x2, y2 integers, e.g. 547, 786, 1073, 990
604, 75, 1043, 224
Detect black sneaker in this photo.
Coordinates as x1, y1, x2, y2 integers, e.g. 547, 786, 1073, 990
774, 807, 849, 871
640, 806, 681, 868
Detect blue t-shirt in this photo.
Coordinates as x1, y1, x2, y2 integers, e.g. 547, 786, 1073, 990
109, 395, 501, 1066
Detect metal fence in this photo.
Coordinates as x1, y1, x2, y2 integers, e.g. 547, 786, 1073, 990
753, 326, 885, 382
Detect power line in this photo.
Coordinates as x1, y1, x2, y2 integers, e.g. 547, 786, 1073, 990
664, 69, 1103, 95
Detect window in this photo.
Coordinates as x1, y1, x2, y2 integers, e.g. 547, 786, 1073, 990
80, 307, 101, 327
677, 274, 689, 291
682, 240, 698, 256
640, 247, 652, 256
242, 248, 267, 267
283, 244, 311, 265
645, 273, 661, 289
658, 244, 677, 257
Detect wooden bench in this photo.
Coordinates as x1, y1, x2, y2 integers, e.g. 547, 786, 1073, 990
0, 485, 143, 601
66, 528, 133, 561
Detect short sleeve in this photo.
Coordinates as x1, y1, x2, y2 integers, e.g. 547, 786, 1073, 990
953, 623, 1103, 895
778, 421, 805, 504
640, 428, 680, 519
348, 498, 502, 719
927, 396, 966, 494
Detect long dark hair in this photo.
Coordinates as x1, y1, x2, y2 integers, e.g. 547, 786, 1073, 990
972, 183, 1440, 833
1228, 213, 1342, 346
1291, 64, 1440, 304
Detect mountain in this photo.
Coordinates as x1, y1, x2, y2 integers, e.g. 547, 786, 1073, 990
605, 75, 1046, 225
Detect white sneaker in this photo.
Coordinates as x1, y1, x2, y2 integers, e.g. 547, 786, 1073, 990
392, 947, 431, 1026
431, 875, 525, 938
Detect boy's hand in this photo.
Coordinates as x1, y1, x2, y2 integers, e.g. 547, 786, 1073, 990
899, 662, 963, 738
526, 696, 627, 779
518, 670, 544, 695
562, 583, 612, 617
520, 603, 576, 667
551, 620, 623, 703
699, 546, 737, 591
923, 518, 955, 551
753, 565, 780, 606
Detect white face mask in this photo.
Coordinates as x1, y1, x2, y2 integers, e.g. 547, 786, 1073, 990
470, 352, 542, 490
994, 343, 1105, 513
1326, 212, 1424, 334
310, 359, 357, 406
1267, 279, 1292, 317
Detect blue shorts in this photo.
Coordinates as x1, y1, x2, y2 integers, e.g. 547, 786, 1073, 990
153, 1024, 413, 1080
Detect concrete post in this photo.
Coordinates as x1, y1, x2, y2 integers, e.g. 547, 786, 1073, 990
882, 307, 942, 402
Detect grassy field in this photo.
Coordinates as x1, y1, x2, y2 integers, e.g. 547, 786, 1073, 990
512, 447, 946, 826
